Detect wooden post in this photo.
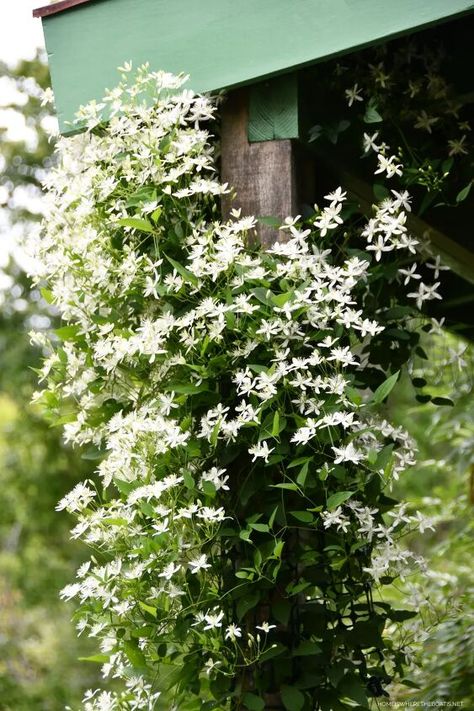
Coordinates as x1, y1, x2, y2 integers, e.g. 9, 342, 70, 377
221, 88, 298, 248
221, 87, 313, 710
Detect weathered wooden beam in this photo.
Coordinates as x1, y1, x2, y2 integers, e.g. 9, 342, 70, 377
221, 88, 313, 248
221, 88, 313, 711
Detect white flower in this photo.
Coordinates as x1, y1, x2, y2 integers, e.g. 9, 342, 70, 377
414, 110, 439, 134
40, 87, 55, 107
256, 622, 276, 633
324, 187, 347, 204
407, 282, 442, 310
225, 624, 242, 641
366, 235, 395, 261
203, 609, 224, 630
332, 442, 364, 465
151, 519, 169, 535
248, 441, 274, 462
158, 562, 181, 580
448, 135, 468, 156
426, 255, 449, 280
200, 466, 229, 491
158, 392, 178, 416
345, 83, 363, 107
412, 511, 436, 533
204, 658, 221, 675
321, 507, 351, 532
362, 131, 380, 154
399, 264, 421, 285
374, 154, 403, 179
56, 482, 96, 513
188, 554, 211, 574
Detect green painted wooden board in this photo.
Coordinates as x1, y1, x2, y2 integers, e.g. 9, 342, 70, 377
39, 0, 474, 134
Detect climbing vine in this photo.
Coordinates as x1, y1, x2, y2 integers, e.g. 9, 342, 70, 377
33, 64, 447, 710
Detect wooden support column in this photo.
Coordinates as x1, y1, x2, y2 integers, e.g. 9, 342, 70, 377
221, 85, 312, 711
221, 88, 298, 248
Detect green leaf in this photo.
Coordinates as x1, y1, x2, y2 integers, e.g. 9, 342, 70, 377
40, 287, 54, 304
201, 480, 217, 497
54, 325, 81, 341
259, 642, 287, 662
271, 482, 299, 491
183, 470, 195, 489
364, 99, 383, 124
242, 693, 265, 711
268, 505, 279, 528
78, 653, 110, 663
308, 124, 323, 143
281, 685, 305, 711
456, 182, 472, 203
81, 446, 103, 461
249, 522, 269, 533
387, 608, 418, 622
287, 456, 312, 470
164, 381, 208, 394
164, 253, 199, 286
151, 206, 162, 222
286, 580, 311, 597
326, 119, 350, 144
114, 478, 134, 495
374, 444, 394, 472
296, 461, 310, 487
117, 217, 154, 232
272, 598, 291, 625
326, 491, 355, 511
431, 396, 454, 407
289, 510, 313, 523
338, 673, 368, 706
273, 540, 284, 558
123, 640, 147, 668
210, 418, 221, 447
252, 287, 272, 305
271, 411, 280, 437
236, 592, 260, 621
139, 601, 157, 618
272, 291, 293, 307
373, 183, 389, 202
371, 371, 399, 404
293, 640, 322, 656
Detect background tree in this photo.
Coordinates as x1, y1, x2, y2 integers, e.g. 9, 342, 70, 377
0, 52, 100, 710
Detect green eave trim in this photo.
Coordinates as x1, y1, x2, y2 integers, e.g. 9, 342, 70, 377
248, 75, 299, 143
39, 0, 474, 134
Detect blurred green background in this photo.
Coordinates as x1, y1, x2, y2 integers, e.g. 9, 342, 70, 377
0, 51, 472, 710
0, 53, 100, 710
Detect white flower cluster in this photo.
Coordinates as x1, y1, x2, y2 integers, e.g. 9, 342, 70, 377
33, 66, 444, 709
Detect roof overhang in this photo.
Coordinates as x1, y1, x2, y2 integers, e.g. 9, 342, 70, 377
34, 0, 474, 134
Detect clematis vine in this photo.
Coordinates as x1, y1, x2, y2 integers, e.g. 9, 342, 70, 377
33, 65, 447, 710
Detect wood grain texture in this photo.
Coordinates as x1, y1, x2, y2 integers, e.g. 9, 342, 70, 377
38, 0, 474, 133
221, 89, 297, 249
222, 90, 298, 710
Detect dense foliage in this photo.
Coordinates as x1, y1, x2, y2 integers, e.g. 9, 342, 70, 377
32, 64, 451, 711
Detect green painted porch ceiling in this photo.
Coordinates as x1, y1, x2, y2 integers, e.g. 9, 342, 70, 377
39, 0, 474, 133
